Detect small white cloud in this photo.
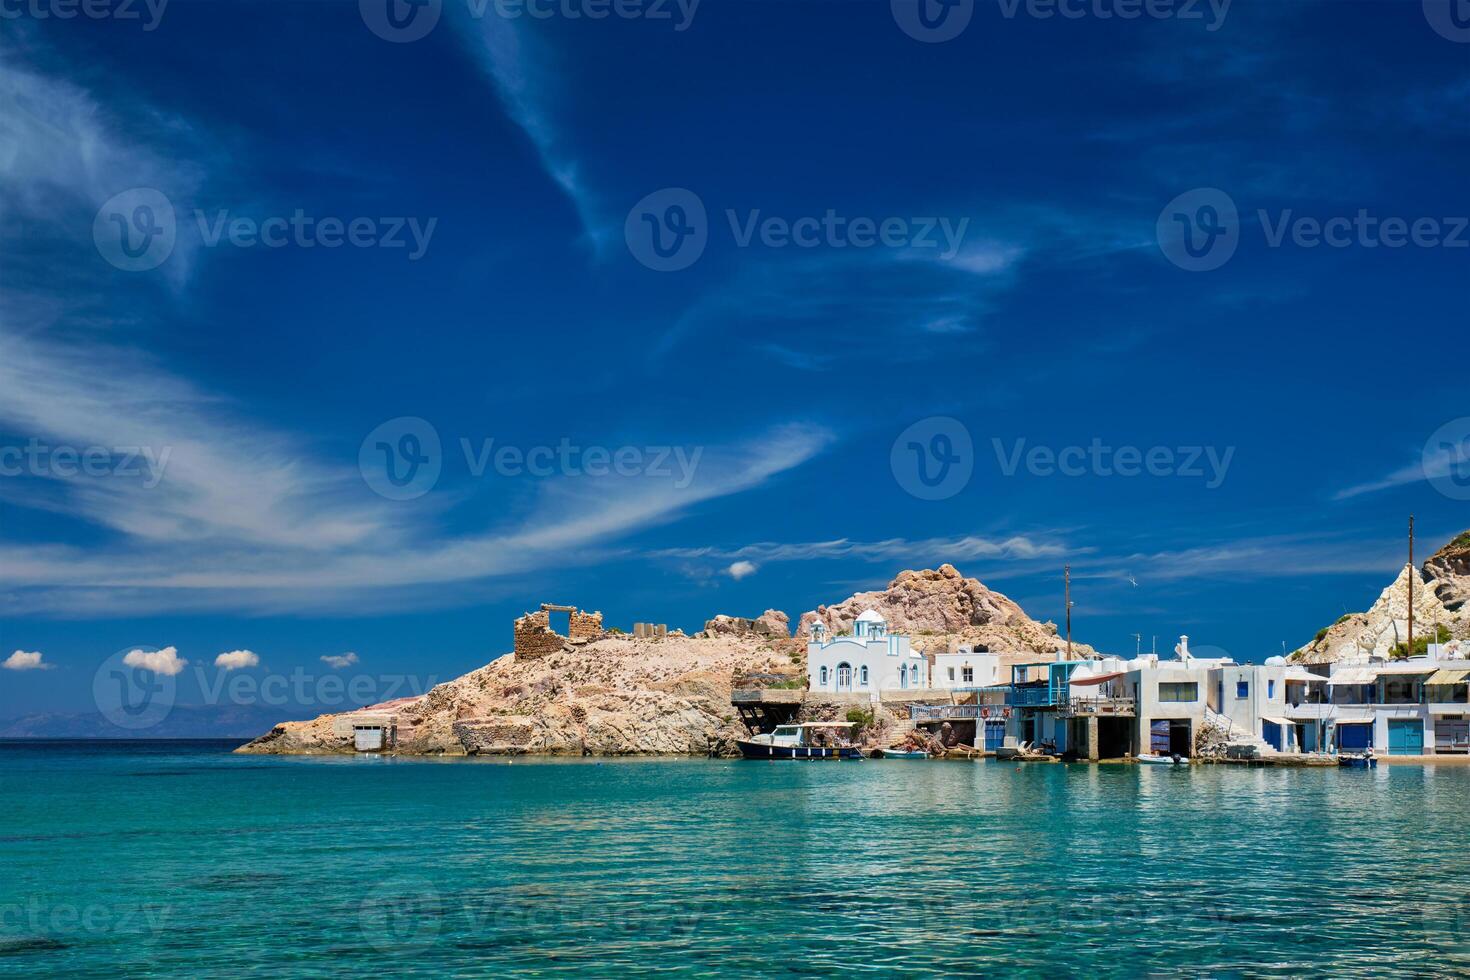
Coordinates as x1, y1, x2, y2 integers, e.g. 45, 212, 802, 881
2, 650, 49, 671
320, 651, 359, 669
727, 561, 758, 581
123, 646, 187, 676
214, 649, 259, 671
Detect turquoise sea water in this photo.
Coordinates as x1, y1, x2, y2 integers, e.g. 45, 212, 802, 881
3, 740, 1469, 977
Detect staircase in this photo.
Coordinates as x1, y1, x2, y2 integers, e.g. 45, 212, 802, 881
1203, 707, 1275, 756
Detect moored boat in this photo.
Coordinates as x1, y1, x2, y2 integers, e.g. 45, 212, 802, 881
874, 748, 928, 759
737, 722, 864, 760
1338, 752, 1378, 769
1136, 752, 1187, 765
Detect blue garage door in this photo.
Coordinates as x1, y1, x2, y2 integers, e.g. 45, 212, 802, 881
984, 721, 1005, 750
1337, 724, 1372, 751
1388, 720, 1424, 756
1262, 721, 1283, 751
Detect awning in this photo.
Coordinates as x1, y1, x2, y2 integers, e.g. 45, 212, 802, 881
1427, 668, 1470, 686
1282, 667, 1326, 683
1331, 667, 1379, 685
1260, 715, 1292, 727
1069, 671, 1125, 687
1377, 662, 1437, 675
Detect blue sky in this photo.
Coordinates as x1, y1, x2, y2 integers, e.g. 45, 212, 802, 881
1, 0, 1467, 721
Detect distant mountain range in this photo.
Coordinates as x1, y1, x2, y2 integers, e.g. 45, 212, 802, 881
0, 703, 317, 739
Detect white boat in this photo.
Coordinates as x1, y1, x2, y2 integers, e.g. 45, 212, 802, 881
1136, 753, 1187, 765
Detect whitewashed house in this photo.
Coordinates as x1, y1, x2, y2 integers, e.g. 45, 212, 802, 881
932, 645, 1001, 691
807, 609, 930, 694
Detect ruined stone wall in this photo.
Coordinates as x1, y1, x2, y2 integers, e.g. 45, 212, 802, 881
514, 610, 565, 660
454, 720, 536, 754
568, 609, 604, 642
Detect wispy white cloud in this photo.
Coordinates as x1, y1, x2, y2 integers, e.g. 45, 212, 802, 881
320, 652, 360, 669
660, 533, 1070, 567
1333, 443, 1462, 501
452, 14, 606, 250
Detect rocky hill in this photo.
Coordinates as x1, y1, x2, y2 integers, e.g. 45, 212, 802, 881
238, 564, 1086, 758
1291, 531, 1470, 664
798, 564, 1093, 666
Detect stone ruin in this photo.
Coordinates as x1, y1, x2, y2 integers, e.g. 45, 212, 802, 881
632, 623, 668, 639
513, 603, 604, 660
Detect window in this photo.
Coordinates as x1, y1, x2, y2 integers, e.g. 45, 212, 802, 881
1160, 682, 1198, 703
962, 666, 974, 684
1236, 680, 1249, 698
1267, 679, 1276, 699
820, 666, 828, 685
860, 666, 869, 685
947, 667, 956, 681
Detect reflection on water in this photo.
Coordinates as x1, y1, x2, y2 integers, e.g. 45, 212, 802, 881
2, 742, 1468, 976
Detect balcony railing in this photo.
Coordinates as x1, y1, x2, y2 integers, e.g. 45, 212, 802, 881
909, 704, 981, 721
1059, 696, 1136, 718
1007, 688, 1054, 707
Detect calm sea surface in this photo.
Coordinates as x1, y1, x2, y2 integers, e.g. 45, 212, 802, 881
2, 739, 1468, 977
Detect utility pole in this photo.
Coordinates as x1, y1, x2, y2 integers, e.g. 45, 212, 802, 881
1065, 565, 1072, 661
1408, 515, 1415, 657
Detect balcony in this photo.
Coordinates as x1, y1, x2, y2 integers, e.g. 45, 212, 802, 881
1007, 687, 1055, 708
1059, 696, 1136, 718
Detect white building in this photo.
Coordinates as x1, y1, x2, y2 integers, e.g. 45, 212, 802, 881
932, 645, 1001, 691
806, 609, 931, 694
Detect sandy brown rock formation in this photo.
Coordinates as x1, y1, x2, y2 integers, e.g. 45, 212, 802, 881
798, 564, 1094, 667
237, 633, 791, 757
1292, 530, 1470, 664
701, 609, 790, 639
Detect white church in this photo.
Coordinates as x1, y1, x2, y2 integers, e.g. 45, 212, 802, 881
806, 609, 932, 694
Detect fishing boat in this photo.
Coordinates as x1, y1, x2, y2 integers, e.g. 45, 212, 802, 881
1337, 752, 1378, 769
874, 748, 928, 760
736, 722, 864, 760
1136, 752, 1187, 765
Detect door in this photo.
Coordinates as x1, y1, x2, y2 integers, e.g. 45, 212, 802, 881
1262, 721, 1283, 751
1435, 719, 1469, 754
836, 663, 852, 692
984, 720, 1005, 751
1149, 720, 1170, 754
1337, 724, 1371, 751
1388, 719, 1424, 756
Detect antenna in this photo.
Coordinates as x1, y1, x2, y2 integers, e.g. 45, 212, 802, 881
1131, 632, 1142, 657
1065, 564, 1072, 662
1408, 515, 1415, 658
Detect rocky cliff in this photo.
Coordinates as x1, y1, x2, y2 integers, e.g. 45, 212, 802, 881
1291, 530, 1470, 664
798, 564, 1094, 666
238, 564, 1086, 757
